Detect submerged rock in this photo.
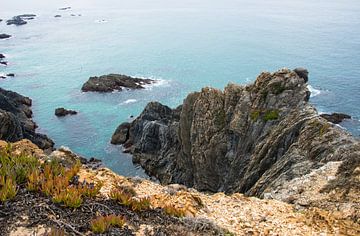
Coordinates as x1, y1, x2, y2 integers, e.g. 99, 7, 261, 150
81, 74, 155, 92
320, 112, 351, 124
0, 34, 11, 39
0, 88, 54, 150
55, 107, 78, 117
54, 15, 62, 18
112, 68, 360, 219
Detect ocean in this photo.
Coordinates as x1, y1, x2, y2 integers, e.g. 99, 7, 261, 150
1, 0, 360, 177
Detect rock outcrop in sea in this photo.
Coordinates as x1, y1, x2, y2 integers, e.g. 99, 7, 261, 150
320, 112, 351, 124
81, 74, 155, 92
6, 14, 36, 26
0, 34, 11, 39
112, 68, 360, 221
0, 88, 54, 150
55, 107, 77, 117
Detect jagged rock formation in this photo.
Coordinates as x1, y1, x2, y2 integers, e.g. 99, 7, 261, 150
112, 68, 360, 221
81, 74, 154, 92
0, 88, 54, 150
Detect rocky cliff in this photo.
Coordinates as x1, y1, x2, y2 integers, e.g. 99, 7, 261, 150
0, 88, 54, 150
112, 68, 360, 222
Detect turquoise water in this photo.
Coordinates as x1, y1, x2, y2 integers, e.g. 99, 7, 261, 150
1, 0, 360, 176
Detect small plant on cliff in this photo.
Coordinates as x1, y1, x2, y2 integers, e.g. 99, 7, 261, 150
214, 110, 226, 128
26, 158, 101, 208
163, 203, 187, 218
250, 110, 260, 121
0, 145, 39, 201
109, 186, 151, 212
0, 176, 17, 202
319, 123, 331, 136
271, 83, 286, 95
263, 110, 279, 121
90, 215, 125, 233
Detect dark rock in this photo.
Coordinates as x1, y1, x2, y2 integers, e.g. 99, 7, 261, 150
17, 14, 36, 19
0, 87, 54, 150
0, 76, 6, 79
111, 122, 131, 144
6, 14, 36, 26
59, 7, 71, 10
294, 68, 309, 83
54, 15, 62, 18
320, 113, 351, 124
55, 107, 78, 117
6, 73, 15, 77
0, 19, 2, 22
113, 68, 359, 199
81, 74, 155, 92
7, 17, 27, 26
0, 61, 8, 66
0, 34, 11, 39
0, 54, 5, 59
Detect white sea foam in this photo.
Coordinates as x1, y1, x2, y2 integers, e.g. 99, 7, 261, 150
133, 75, 170, 90
307, 85, 321, 98
119, 99, 137, 105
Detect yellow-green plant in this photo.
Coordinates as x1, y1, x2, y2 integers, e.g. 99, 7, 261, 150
163, 204, 187, 218
109, 187, 151, 212
90, 215, 125, 233
0, 176, 17, 202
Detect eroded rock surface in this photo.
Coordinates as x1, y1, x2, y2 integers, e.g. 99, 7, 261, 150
113, 68, 360, 221
0, 88, 54, 150
81, 74, 154, 92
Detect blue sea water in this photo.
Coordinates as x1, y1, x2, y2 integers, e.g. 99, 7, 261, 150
1, 0, 360, 176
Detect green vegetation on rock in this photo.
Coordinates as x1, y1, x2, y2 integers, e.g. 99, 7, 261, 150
263, 110, 280, 121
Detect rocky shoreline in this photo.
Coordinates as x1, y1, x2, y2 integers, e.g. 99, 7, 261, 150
0, 88, 54, 150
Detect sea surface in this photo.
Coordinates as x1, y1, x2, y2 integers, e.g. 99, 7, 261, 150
1, 0, 360, 177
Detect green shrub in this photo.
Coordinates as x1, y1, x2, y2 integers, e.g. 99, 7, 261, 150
263, 110, 279, 121
272, 83, 286, 95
